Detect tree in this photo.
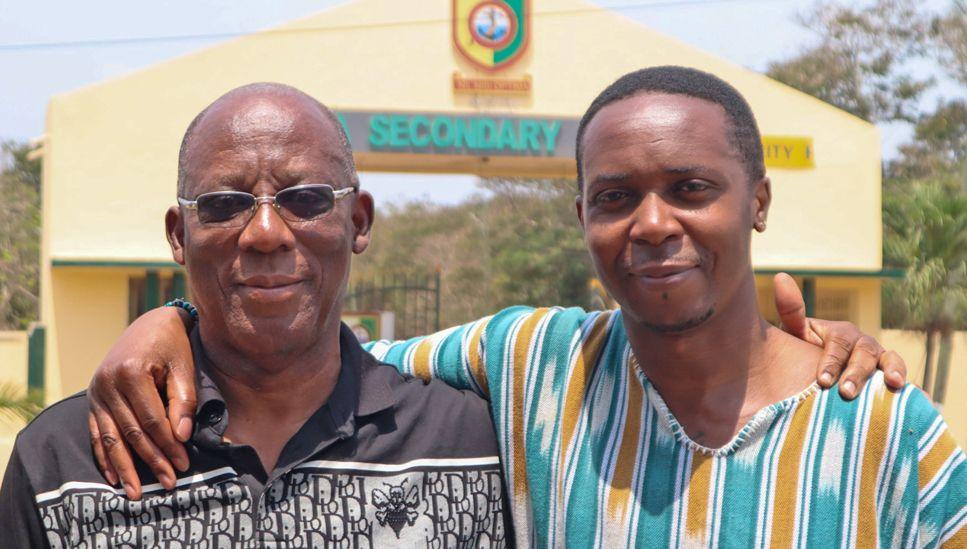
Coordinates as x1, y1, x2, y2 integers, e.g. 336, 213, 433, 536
767, 0, 967, 400
931, 0, 967, 84
883, 177, 967, 401
0, 382, 43, 423
0, 141, 42, 330
889, 100, 967, 180
351, 179, 593, 332
766, 0, 932, 123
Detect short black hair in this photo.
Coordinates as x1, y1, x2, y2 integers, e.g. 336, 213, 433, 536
177, 82, 358, 197
575, 66, 765, 189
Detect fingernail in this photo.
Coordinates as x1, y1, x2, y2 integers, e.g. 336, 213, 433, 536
106, 471, 118, 486
177, 418, 192, 441
820, 372, 834, 386
843, 380, 856, 396
175, 456, 190, 472
159, 473, 174, 490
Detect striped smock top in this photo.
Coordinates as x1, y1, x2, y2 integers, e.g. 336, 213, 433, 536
368, 306, 966, 548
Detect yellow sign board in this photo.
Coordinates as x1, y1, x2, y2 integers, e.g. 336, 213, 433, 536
762, 136, 814, 169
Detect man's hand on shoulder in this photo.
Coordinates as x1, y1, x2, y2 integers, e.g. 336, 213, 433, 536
772, 273, 907, 399
87, 305, 197, 500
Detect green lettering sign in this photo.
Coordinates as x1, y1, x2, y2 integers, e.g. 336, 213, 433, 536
389, 115, 410, 147
359, 112, 573, 157
368, 115, 390, 147
541, 121, 561, 155
410, 115, 431, 147
431, 117, 452, 147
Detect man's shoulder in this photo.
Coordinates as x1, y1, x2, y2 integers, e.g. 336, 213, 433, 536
15, 392, 90, 450
359, 352, 497, 451
828, 374, 962, 456
363, 352, 488, 410
10, 392, 105, 496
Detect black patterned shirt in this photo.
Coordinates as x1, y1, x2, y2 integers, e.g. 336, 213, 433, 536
0, 324, 511, 548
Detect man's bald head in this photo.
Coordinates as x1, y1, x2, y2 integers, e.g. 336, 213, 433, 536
176, 83, 358, 197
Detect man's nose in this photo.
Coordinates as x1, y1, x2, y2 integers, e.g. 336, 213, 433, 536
237, 202, 297, 253
628, 192, 683, 246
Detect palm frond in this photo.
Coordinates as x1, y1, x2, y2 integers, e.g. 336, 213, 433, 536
0, 382, 44, 423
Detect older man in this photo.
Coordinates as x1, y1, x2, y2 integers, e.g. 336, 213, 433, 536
88, 71, 929, 546
0, 84, 509, 547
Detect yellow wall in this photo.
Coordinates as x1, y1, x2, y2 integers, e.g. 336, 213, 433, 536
46, 268, 139, 402
0, 331, 28, 388
881, 330, 967, 447
755, 275, 882, 336
0, 331, 29, 482
41, 0, 881, 270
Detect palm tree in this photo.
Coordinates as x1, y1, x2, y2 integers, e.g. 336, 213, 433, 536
883, 175, 967, 403
0, 382, 43, 423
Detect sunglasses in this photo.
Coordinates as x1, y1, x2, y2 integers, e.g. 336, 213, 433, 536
177, 184, 355, 227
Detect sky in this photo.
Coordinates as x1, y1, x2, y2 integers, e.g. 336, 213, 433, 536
0, 0, 954, 205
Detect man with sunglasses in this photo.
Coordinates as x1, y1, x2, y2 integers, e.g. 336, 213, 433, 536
0, 83, 511, 547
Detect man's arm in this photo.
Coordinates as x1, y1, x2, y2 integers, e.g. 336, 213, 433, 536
87, 306, 195, 499
904, 389, 967, 548
365, 314, 498, 397
0, 447, 49, 549
772, 273, 906, 398
86, 273, 907, 497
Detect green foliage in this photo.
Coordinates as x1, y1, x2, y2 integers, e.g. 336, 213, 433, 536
768, 0, 966, 399
889, 100, 967, 180
930, 0, 967, 84
883, 177, 967, 328
0, 141, 42, 330
352, 179, 592, 328
766, 0, 932, 123
882, 175, 965, 401
0, 382, 44, 423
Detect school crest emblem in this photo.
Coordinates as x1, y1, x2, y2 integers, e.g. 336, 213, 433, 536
453, 0, 530, 71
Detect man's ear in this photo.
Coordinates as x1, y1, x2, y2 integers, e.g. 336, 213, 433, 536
351, 189, 374, 254
752, 176, 771, 231
575, 193, 585, 229
166, 206, 187, 265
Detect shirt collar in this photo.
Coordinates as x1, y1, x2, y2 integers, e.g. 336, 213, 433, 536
188, 322, 395, 440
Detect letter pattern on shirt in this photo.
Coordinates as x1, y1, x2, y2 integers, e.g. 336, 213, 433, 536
36, 462, 507, 548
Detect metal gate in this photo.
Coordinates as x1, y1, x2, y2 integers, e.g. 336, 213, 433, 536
345, 272, 441, 340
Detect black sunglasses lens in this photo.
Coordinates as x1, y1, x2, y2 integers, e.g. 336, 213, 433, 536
196, 193, 254, 223
277, 186, 334, 220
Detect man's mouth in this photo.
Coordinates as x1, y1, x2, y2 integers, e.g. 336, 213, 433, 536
235, 275, 306, 302
626, 262, 700, 289
628, 263, 697, 279
237, 275, 303, 289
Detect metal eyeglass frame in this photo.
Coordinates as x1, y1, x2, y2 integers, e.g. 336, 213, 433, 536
177, 184, 356, 225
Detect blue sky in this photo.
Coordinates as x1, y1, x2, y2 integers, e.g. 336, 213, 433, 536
0, 0, 956, 205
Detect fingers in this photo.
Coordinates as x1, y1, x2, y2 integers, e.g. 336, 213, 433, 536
101, 388, 178, 495
126, 370, 190, 472
87, 410, 118, 487
815, 330, 853, 390
879, 350, 908, 389
773, 273, 820, 344
837, 335, 882, 399
165, 360, 198, 444
90, 397, 142, 500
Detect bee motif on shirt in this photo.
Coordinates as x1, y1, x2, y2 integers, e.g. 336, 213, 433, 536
372, 480, 420, 538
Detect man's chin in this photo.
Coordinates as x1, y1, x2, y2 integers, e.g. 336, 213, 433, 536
638, 307, 715, 334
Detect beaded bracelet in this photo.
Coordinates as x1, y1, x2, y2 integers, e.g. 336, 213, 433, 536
164, 298, 198, 321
